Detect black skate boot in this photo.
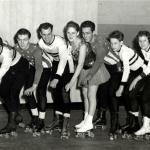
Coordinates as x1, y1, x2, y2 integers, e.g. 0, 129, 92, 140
24, 116, 38, 133
61, 116, 70, 140
122, 113, 140, 139
15, 113, 25, 128
0, 112, 18, 138
33, 119, 45, 137
93, 108, 106, 130
44, 114, 63, 135
120, 113, 131, 134
109, 112, 120, 141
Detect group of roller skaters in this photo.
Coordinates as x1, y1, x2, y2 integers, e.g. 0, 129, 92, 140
0, 20, 150, 141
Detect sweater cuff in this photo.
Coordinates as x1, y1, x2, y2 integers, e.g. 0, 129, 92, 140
53, 74, 61, 80
120, 81, 127, 86
140, 72, 146, 78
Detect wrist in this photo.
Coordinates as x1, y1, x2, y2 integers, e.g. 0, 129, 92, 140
53, 74, 61, 80
120, 81, 127, 86
32, 84, 37, 88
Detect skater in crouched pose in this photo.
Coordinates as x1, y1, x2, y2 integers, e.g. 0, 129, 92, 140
0, 37, 29, 137
68, 21, 110, 138
37, 22, 73, 139
14, 28, 43, 134
80, 21, 122, 140
129, 31, 150, 140
108, 30, 146, 139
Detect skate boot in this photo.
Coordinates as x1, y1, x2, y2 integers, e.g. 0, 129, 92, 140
15, 113, 25, 128
121, 113, 140, 139
75, 120, 85, 130
0, 112, 18, 138
109, 112, 120, 141
134, 116, 150, 140
93, 108, 106, 130
44, 114, 63, 135
61, 117, 70, 140
24, 116, 38, 133
75, 112, 88, 130
33, 119, 45, 137
76, 115, 94, 138
120, 113, 131, 135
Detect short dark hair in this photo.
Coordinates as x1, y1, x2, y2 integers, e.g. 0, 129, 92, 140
80, 21, 95, 32
38, 22, 53, 32
64, 21, 80, 41
15, 28, 31, 39
108, 30, 124, 42
14, 28, 31, 44
136, 31, 150, 43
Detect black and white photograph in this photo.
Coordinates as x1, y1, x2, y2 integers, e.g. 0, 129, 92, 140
0, 0, 150, 149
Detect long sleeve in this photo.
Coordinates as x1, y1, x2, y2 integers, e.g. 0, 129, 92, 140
56, 41, 68, 76
0, 47, 12, 80
33, 48, 43, 85
121, 55, 130, 82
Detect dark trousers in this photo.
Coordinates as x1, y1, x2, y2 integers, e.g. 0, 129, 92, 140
129, 75, 150, 118
24, 67, 51, 112
51, 61, 73, 114
0, 57, 29, 112
97, 64, 122, 113
123, 68, 143, 113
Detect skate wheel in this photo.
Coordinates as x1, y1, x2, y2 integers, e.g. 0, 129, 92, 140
18, 123, 25, 128
33, 132, 40, 137
11, 132, 18, 137
122, 134, 127, 139
41, 130, 45, 134
88, 132, 94, 138
109, 134, 117, 141
4, 133, 10, 138
75, 133, 85, 138
61, 136, 69, 140
24, 128, 33, 133
145, 134, 150, 140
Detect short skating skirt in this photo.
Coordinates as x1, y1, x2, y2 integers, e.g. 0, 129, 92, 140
78, 63, 110, 87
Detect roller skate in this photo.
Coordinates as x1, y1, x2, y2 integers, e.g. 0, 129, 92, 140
44, 114, 63, 135
134, 116, 150, 140
121, 113, 139, 139
74, 112, 88, 131
24, 116, 38, 133
75, 124, 94, 138
0, 126, 18, 138
0, 112, 18, 138
33, 119, 45, 137
93, 109, 106, 130
15, 113, 25, 128
109, 112, 119, 141
75, 115, 94, 138
60, 117, 70, 140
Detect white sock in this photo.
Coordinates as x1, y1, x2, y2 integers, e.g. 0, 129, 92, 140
129, 111, 139, 117
55, 111, 63, 115
84, 112, 88, 120
31, 108, 38, 116
64, 113, 70, 118
85, 114, 93, 124
39, 112, 46, 120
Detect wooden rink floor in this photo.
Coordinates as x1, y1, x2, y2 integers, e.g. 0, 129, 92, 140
0, 107, 150, 150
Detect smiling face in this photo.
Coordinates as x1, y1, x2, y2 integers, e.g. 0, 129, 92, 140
81, 27, 93, 43
17, 34, 30, 50
40, 27, 53, 44
110, 38, 123, 52
138, 36, 150, 50
66, 27, 79, 42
